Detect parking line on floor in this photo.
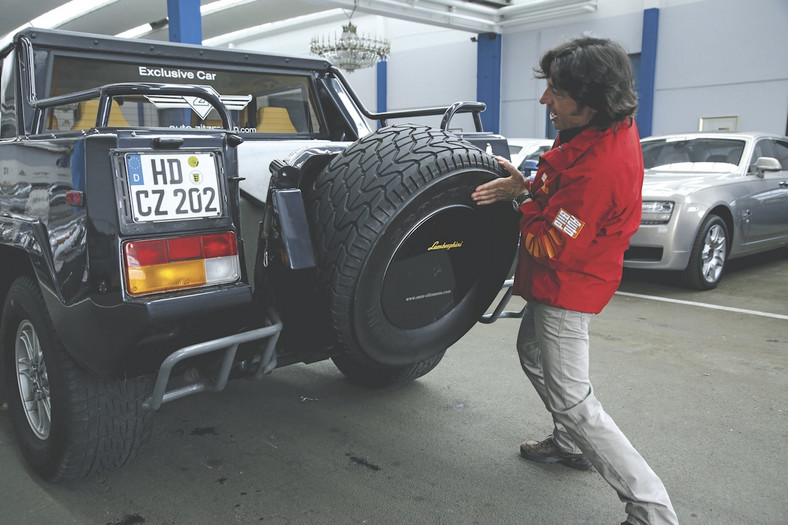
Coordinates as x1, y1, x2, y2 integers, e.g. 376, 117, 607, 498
614, 291, 788, 321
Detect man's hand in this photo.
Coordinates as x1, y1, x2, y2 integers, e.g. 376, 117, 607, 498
471, 156, 531, 206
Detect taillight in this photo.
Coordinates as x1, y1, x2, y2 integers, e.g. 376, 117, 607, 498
123, 231, 240, 296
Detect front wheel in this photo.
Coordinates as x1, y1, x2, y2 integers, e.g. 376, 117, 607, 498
1, 276, 154, 481
681, 214, 728, 290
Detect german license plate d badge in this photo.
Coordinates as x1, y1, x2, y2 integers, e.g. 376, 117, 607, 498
126, 153, 221, 222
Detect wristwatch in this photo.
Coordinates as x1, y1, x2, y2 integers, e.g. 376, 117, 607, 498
512, 191, 533, 211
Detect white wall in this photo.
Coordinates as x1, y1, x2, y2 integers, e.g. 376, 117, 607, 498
500, 11, 644, 138
226, 0, 788, 138
500, 0, 788, 138
649, 0, 788, 135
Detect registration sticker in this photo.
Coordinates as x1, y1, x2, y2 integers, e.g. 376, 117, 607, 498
126, 153, 221, 222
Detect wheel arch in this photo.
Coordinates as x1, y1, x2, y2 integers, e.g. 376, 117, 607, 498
0, 244, 38, 314
0, 213, 63, 301
706, 204, 734, 254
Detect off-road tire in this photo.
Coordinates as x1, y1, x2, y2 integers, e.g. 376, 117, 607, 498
305, 124, 518, 384
681, 214, 728, 290
0, 276, 154, 481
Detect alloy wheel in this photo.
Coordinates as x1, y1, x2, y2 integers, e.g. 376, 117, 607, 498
700, 223, 727, 284
15, 320, 51, 440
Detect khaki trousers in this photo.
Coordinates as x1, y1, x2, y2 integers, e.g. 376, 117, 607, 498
516, 301, 679, 525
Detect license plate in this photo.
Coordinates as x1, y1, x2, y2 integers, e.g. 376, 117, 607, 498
125, 152, 221, 222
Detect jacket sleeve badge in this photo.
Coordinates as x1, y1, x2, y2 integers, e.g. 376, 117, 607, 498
552, 208, 585, 239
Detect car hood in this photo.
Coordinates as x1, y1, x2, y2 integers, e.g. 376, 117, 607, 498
642, 166, 741, 197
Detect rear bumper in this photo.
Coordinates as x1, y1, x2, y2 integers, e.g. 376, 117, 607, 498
43, 282, 261, 379
143, 309, 282, 411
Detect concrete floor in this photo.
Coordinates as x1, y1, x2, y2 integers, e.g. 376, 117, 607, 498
1, 248, 786, 525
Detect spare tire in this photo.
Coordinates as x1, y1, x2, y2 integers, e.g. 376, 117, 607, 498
306, 124, 518, 371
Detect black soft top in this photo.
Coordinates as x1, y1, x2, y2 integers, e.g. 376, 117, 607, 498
13, 27, 333, 73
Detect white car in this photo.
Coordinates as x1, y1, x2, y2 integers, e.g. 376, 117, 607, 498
624, 132, 788, 289
507, 137, 553, 176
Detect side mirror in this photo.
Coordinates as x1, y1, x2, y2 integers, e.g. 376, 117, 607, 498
519, 159, 539, 180
753, 156, 782, 177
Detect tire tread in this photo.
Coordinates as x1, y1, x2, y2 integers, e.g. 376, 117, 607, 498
1, 276, 153, 481
305, 124, 514, 382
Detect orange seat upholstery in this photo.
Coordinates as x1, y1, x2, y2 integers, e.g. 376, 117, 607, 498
256, 107, 296, 133
47, 113, 59, 130
72, 99, 130, 129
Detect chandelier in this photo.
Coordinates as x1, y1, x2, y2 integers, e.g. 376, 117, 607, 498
310, 5, 390, 73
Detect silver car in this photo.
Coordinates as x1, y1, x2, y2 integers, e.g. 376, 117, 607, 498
624, 132, 788, 289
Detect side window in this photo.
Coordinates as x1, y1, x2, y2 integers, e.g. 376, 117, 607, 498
1, 50, 17, 138
749, 139, 774, 173
772, 139, 788, 169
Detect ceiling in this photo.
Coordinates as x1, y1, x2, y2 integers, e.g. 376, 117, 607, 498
0, 0, 598, 46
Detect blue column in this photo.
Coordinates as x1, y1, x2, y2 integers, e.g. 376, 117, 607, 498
166, 0, 201, 126
638, 8, 659, 138
377, 60, 388, 128
167, 0, 202, 44
476, 32, 502, 134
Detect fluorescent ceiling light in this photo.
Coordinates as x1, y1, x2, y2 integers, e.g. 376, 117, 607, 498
201, 0, 258, 16
31, 0, 120, 29
116, 22, 160, 39
3, 0, 120, 43
117, 0, 259, 39
204, 10, 347, 47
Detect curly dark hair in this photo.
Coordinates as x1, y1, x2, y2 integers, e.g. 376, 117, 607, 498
535, 36, 638, 129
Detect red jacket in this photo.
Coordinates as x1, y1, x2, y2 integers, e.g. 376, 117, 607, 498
513, 120, 643, 314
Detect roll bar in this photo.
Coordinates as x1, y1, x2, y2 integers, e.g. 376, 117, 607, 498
329, 66, 486, 132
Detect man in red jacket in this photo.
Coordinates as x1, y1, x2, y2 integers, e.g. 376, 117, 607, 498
472, 36, 678, 525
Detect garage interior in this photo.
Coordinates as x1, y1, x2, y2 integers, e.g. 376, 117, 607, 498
0, 1, 786, 524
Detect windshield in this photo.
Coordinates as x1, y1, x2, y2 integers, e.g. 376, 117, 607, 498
641, 138, 746, 170
41, 53, 323, 136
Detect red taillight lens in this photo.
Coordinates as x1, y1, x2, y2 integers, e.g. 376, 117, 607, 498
167, 236, 203, 261
125, 239, 167, 267
123, 232, 240, 296
65, 191, 85, 206
202, 232, 238, 258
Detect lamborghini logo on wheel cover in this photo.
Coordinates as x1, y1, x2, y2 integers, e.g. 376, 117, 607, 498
427, 241, 463, 251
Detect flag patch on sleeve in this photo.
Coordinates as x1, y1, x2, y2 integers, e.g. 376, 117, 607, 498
552, 208, 585, 239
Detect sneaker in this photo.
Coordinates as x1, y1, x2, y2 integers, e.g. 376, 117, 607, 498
519, 435, 593, 471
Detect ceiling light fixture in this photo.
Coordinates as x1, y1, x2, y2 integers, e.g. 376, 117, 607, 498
3, 0, 120, 41
30, 0, 120, 29
116, 0, 257, 39
309, 0, 390, 73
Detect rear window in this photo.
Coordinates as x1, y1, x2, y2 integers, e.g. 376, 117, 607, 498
42, 54, 323, 135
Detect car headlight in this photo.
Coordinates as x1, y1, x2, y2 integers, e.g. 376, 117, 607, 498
641, 201, 674, 224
